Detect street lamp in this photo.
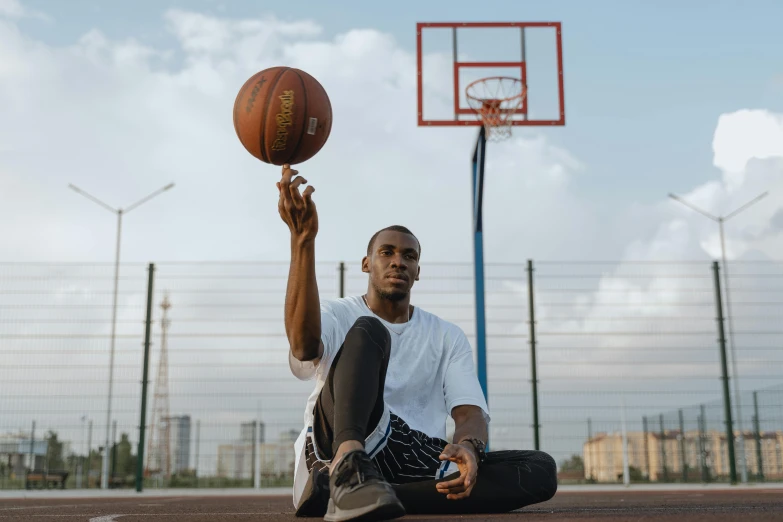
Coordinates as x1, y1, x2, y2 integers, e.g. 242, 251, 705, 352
77, 415, 86, 489
69, 182, 175, 489
669, 190, 769, 484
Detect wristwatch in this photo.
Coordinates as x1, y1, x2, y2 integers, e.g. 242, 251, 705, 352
458, 437, 487, 465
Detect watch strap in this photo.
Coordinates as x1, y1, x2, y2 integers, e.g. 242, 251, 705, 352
458, 437, 487, 464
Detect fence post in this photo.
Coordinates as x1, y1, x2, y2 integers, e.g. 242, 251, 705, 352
526, 260, 540, 451
111, 420, 117, 479
195, 420, 200, 487
753, 391, 763, 481
87, 420, 93, 487
698, 404, 708, 483
251, 421, 258, 488
136, 263, 155, 492
712, 261, 737, 484
339, 262, 346, 298
642, 416, 650, 481
678, 409, 688, 482
28, 421, 35, 472
659, 414, 668, 482
586, 417, 593, 481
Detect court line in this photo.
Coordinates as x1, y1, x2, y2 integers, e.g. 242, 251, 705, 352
526, 506, 770, 513
0, 513, 282, 518
0, 505, 100, 512
0, 500, 177, 512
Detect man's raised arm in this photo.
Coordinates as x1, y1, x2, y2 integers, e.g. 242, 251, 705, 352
277, 164, 323, 362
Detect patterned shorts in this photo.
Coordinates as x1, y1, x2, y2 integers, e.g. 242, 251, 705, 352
305, 412, 459, 484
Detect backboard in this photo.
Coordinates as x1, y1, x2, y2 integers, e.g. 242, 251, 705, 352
416, 22, 565, 127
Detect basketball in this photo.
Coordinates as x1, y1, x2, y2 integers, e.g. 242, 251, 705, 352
233, 66, 333, 165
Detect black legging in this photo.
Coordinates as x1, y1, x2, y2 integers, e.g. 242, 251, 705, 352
393, 449, 558, 514
312, 315, 391, 459
308, 316, 557, 514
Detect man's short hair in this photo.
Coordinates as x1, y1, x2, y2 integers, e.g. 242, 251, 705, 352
366, 226, 421, 257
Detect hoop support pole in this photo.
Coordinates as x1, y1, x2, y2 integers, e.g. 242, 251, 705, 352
471, 126, 489, 411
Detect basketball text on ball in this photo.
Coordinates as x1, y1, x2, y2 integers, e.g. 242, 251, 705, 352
272, 90, 295, 151
233, 66, 332, 165
245, 77, 267, 114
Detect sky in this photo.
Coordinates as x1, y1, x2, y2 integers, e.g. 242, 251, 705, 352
1, 0, 783, 476
1, 0, 782, 265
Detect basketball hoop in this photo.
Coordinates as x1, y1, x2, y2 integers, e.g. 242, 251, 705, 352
465, 77, 527, 141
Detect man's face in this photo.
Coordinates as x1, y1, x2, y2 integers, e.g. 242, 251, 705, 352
362, 230, 421, 301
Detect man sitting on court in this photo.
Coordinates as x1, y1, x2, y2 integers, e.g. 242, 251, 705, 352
277, 165, 557, 521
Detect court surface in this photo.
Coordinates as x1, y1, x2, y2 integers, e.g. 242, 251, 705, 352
1, 487, 782, 521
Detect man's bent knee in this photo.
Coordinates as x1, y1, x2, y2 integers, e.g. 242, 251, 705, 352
393, 448, 558, 515
484, 449, 558, 507
532, 450, 558, 502
344, 316, 391, 357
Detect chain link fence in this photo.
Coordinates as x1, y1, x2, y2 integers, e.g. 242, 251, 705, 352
1, 260, 781, 489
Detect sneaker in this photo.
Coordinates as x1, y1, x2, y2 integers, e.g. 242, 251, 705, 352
324, 450, 405, 522
295, 466, 330, 517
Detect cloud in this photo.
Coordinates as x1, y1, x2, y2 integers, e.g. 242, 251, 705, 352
770, 208, 783, 232
0, 0, 24, 18
0, 6, 590, 269
0, 0, 48, 21
712, 109, 783, 190
499, 109, 783, 456
588, 109, 783, 347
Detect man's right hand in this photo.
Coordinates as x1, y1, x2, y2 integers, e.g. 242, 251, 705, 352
277, 164, 318, 243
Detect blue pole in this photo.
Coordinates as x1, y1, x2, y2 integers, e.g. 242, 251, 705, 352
471, 127, 488, 404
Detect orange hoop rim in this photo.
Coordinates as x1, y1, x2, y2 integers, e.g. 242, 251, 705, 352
464, 77, 527, 140
465, 76, 527, 106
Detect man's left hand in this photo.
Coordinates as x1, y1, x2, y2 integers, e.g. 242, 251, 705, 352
435, 443, 478, 500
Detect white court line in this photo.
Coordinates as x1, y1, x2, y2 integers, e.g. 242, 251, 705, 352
0, 500, 183, 512
0, 488, 290, 500
0, 513, 276, 518
557, 482, 783, 492
0, 504, 101, 512
529, 506, 766, 513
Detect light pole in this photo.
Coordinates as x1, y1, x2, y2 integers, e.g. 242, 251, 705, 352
669, 190, 769, 484
69, 182, 175, 489
77, 415, 87, 488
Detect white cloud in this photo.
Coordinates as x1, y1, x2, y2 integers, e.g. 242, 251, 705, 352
529, 111, 783, 420
712, 109, 783, 188
0, 0, 24, 18
0, 0, 48, 21
0, 6, 590, 267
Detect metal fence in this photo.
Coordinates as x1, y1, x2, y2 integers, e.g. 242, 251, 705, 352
0, 260, 781, 490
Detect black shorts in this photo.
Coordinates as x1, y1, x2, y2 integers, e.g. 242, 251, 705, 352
298, 416, 559, 517
305, 410, 457, 484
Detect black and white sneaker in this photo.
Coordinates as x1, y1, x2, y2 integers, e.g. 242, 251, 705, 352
324, 450, 405, 522
295, 466, 330, 517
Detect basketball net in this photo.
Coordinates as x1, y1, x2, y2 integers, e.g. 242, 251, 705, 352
465, 77, 527, 141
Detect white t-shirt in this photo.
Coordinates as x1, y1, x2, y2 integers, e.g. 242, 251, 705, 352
288, 295, 490, 505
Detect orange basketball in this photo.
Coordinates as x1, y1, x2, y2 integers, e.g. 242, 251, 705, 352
233, 67, 333, 165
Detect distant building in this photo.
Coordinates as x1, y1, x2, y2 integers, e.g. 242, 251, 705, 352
583, 429, 783, 482
168, 415, 191, 474
240, 421, 265, 444
0, 433, 48, 475
216, 442, 295, 480
216, 423, 293, 480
